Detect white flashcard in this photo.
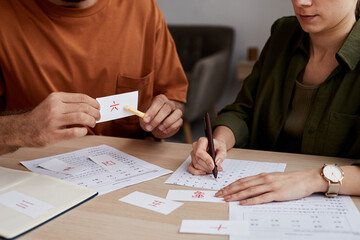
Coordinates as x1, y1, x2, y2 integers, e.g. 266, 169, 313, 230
38, 158, 86, 176
180, 220, 249, 236
96, 91, 139, 123
166, 190, 225, 203
119, 191, 183, 215
88, 154, 129, 172
0, 191, 55, 218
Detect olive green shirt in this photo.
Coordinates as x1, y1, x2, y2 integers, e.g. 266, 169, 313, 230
213, 16, 360, 164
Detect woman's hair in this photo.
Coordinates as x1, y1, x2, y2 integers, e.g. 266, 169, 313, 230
357, 0, 360, 19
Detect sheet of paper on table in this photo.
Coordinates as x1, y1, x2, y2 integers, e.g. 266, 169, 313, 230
21, 145, 172, 195
165, 157, 286, 190
229, 194, 360, 240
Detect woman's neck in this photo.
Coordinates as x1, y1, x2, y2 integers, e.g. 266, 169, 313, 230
309, 16, 356, 59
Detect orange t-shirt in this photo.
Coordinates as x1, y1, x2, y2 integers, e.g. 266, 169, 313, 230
0, 0, 188, 139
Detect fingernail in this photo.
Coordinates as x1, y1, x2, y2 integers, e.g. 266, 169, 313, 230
158, 124, 165, 131
146, 125, 153, 131
144, 116, 151, 123
240, 200, 247, 205
215, 190, 222, 197
224, 195, 231, 201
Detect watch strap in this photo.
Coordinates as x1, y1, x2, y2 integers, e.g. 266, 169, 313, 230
325, 182, 340, 197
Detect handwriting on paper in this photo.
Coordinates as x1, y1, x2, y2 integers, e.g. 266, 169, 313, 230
165, 157, 286, 190
96, 91, 139, 123
119, 191, 183, 215
0, 191, 55, 218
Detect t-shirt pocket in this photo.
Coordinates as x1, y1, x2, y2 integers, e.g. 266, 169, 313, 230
324, 111, 360, 157
115, 72, 154, 125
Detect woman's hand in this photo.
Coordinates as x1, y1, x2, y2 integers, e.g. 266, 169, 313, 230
216, 168, 328, 205
187, 137, 227, 175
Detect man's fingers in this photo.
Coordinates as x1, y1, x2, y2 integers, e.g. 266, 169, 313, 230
60, 112, 97, 128
56, 127, 88, 141
63, 102, 101, 121
52, 92, 100, 109
157, 109, 183, 132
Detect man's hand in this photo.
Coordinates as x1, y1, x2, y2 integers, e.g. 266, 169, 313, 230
139, 94, 184, 139
0, 92, 100, 150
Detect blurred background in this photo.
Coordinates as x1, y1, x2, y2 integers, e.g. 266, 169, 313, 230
155, 0, 294, 143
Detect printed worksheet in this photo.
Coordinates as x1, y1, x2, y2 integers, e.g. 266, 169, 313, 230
165, 157, 286, 190
21, 145, 172, 195
229, 194, 360, 240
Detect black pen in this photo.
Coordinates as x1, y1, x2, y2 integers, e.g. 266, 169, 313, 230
203, 112, 218, 179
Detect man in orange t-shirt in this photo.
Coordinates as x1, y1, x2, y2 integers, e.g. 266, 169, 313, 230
0, 0, 188, 154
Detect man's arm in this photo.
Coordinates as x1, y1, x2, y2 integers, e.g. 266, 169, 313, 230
0, 92, 101, 155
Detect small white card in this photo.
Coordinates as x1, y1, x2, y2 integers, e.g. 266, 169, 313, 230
38, 158, 86, 176
0, 191, 55, 218
96, 91, 139, 123
166, 190, 225, 203
179, 220, 249, 236
88, 155, 129, 172
119, 191, 183, 215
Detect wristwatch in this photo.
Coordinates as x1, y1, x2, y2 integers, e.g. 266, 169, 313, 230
321, 164, 344, 197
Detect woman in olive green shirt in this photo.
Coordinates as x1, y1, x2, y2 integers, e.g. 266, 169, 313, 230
189, 0, 360, 205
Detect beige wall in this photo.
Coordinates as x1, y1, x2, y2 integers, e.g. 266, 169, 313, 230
156, 0, 294, 82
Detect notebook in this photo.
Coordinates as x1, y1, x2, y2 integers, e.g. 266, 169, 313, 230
0, 167, 97, 239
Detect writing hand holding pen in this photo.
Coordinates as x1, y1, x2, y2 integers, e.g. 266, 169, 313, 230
188, 114, 229, 178
188, 136, 226, 175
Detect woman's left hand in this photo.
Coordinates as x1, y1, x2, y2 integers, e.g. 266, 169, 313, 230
216, 169, 328, 205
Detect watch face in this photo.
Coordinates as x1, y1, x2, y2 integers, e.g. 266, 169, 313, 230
323, 165, 344, 182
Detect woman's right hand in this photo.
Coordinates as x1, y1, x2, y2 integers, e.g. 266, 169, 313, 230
188, 137, 227, 175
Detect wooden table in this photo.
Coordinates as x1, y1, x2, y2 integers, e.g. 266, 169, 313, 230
0, 135, 359, 240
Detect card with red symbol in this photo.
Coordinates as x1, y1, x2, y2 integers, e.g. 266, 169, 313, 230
180, 220, 249, 236
119, 191, 183, 215
166, 190, 225, 203
96, 91, 139, 123
38, 158, 87, 176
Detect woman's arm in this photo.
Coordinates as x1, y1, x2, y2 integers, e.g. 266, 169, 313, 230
215, 165, 360, 205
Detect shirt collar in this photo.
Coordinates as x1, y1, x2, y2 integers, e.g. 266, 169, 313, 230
292, 20, 360, 70
337, 20, 360, 70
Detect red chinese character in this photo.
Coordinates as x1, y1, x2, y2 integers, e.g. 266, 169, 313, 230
211, 224, 227, 231
102, 161, 116, 166
110, 101, 120, 112
16, 200, 34, 209
149, 200, 165, 207
192, 191, 205, 198
63, 167, 74, 171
